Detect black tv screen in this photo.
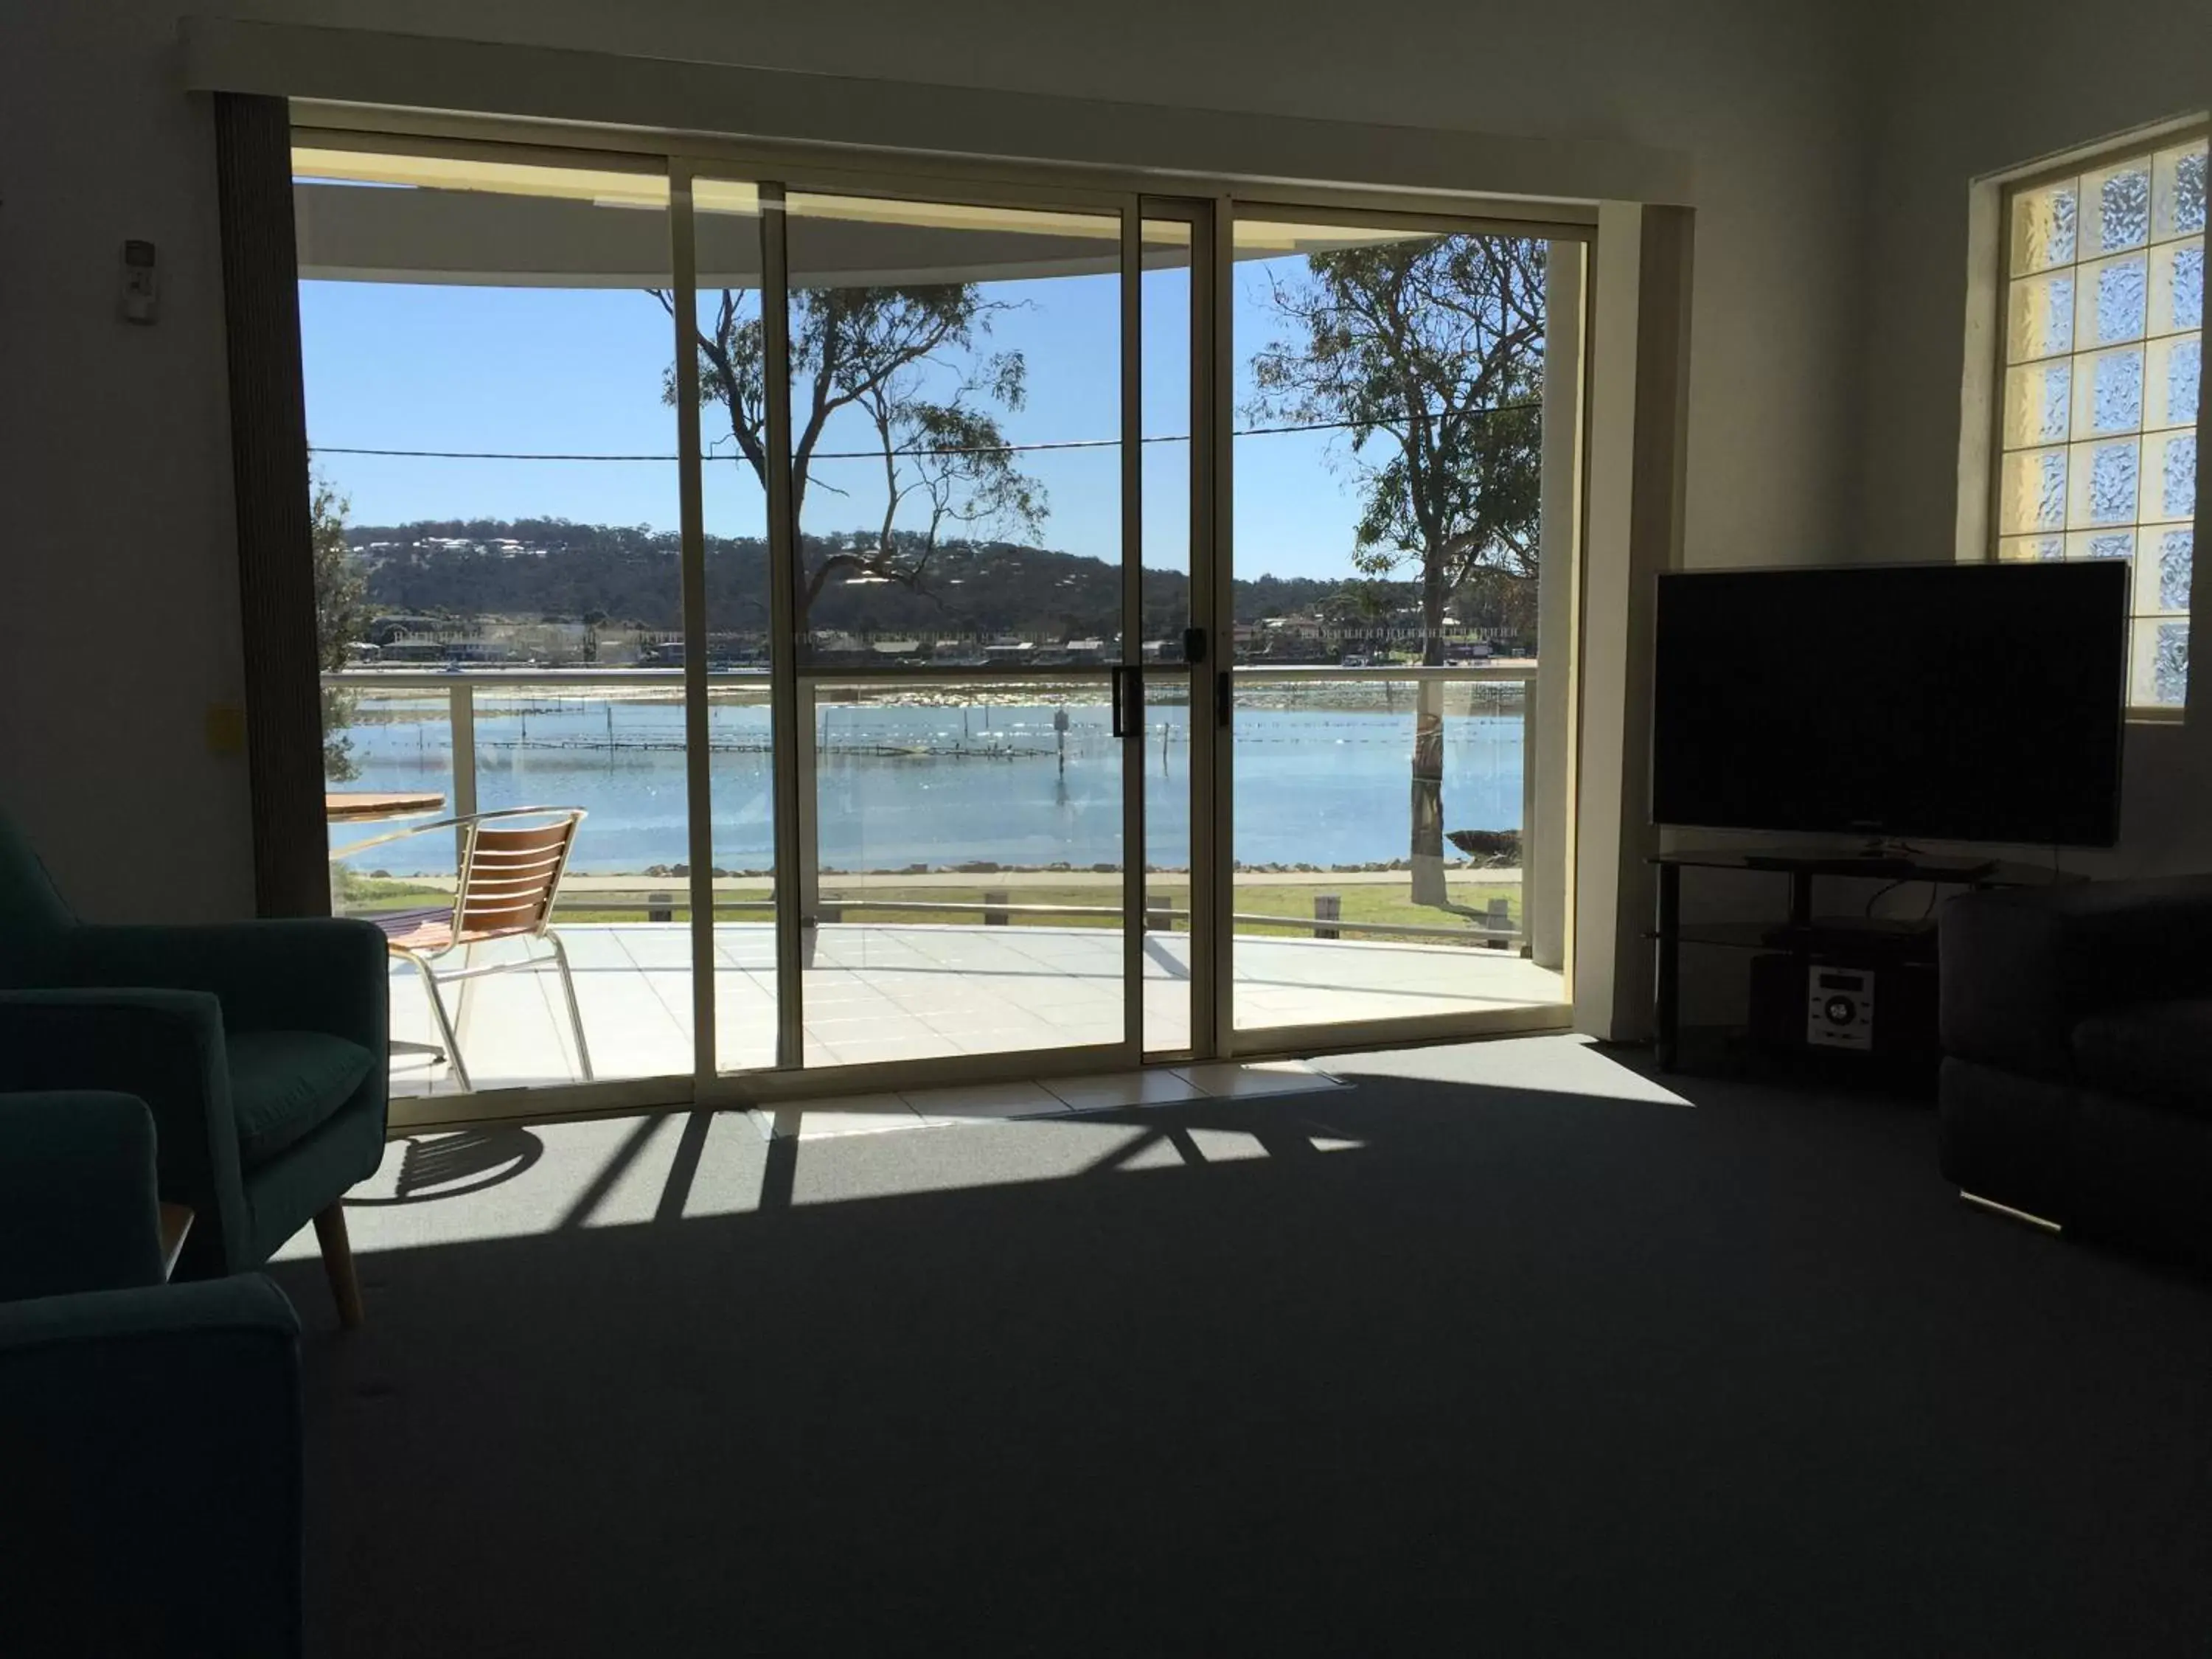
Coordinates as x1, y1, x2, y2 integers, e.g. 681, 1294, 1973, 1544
1651, 562, 2127, 846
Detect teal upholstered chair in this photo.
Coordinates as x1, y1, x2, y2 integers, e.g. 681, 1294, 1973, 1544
0, 1091, 304, 1657
0, 813, 388, 1325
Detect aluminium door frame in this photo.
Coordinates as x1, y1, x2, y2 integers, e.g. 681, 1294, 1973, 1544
678, 171, 1540, 1081
1204, 198, 1589, 1062
678, 164, 1156, 1089
1120, 200, 1145, 1058
304, 119, 1591, 1133
668, 165, 718, 1082
1119, 192, 1218, 1065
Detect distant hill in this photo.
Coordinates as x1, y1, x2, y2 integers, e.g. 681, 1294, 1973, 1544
347, 518, 1353, 639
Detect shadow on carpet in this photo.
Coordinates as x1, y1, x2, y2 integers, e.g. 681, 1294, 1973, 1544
271, 1059, 2212, 1658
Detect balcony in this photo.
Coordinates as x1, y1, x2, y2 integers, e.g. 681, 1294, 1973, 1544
327, 667, 1567, 1097
364, 919, 1563, 1096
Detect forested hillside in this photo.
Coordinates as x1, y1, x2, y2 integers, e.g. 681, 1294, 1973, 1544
350, 519, 1352, 636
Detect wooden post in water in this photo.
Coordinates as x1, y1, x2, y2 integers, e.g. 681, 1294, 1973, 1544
1314, 892, 1342, 940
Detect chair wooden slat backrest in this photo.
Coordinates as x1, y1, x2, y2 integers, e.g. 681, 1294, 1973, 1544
453, 812, 583, 942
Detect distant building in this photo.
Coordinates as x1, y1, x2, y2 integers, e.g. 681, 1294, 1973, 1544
1242, 611, 1518, 663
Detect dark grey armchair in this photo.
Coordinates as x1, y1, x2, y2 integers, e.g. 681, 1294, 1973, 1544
1940, 874, 2212, 1265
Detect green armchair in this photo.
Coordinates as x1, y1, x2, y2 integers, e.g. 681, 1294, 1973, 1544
0, 813, 389, 1325
0, 1091, 303, 1657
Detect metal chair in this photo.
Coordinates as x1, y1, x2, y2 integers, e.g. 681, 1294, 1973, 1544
330, 807, 591, 1092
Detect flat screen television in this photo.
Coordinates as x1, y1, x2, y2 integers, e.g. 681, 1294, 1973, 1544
1651, 562, 2128, 847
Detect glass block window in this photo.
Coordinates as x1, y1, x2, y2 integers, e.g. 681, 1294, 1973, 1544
1997, 131, 2205, 712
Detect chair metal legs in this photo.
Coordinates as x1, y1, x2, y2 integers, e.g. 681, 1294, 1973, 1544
394, 933, 593, 1091
408, 953, 473, 1093
546, 931, 594, 1082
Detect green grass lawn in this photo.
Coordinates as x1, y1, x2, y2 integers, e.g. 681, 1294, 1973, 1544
1216, 879, 1520, 941
331, 874, 446, 915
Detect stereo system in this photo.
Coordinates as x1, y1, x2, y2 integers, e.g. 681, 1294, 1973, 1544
1806, 967, 1874, 1051
1748, 951, 1937, 1068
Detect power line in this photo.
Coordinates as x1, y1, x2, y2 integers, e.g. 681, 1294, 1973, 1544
307, 400, 1542, 465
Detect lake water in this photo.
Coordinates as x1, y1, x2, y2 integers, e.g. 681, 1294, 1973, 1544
333, 695, 1528, 875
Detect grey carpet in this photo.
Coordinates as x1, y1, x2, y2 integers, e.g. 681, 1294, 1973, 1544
271, 1043, 2212, 1658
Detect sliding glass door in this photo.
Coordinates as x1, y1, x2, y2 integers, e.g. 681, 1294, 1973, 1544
689, 175, 1152, 1082
1220, 210, 1578, 1048
296, 127, 1582, 1113
297, 145, 695, 1099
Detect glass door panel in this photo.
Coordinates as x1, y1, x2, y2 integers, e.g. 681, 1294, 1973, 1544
1225, 212, 1573, 1042
296, 143, 691, 1096
1140, 217, 1197, 663
1138, 676, 1195, 1054
779, 190, 1135, 1070
1228, 670, 1555, 1029
800, 677, 1125, 1065
782, 192, 1127, 666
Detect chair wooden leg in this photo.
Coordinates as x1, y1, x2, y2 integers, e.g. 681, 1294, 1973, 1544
313, 1203, 365, 1329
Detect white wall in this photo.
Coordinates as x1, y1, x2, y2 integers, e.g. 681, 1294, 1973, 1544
1, 9, 250, 917
1860, 0, 2211, 879
0, 1, 1872, 918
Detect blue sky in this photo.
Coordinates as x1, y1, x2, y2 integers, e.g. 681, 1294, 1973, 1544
298, 256, 1372, 582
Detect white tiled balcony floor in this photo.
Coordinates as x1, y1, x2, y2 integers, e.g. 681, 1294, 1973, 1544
385, 923, 1565, 1097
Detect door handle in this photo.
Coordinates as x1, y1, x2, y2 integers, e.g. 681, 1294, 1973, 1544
1110, 667, 1143, 739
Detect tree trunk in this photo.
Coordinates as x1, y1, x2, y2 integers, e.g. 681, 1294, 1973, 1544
1409, 560, 1448, 908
